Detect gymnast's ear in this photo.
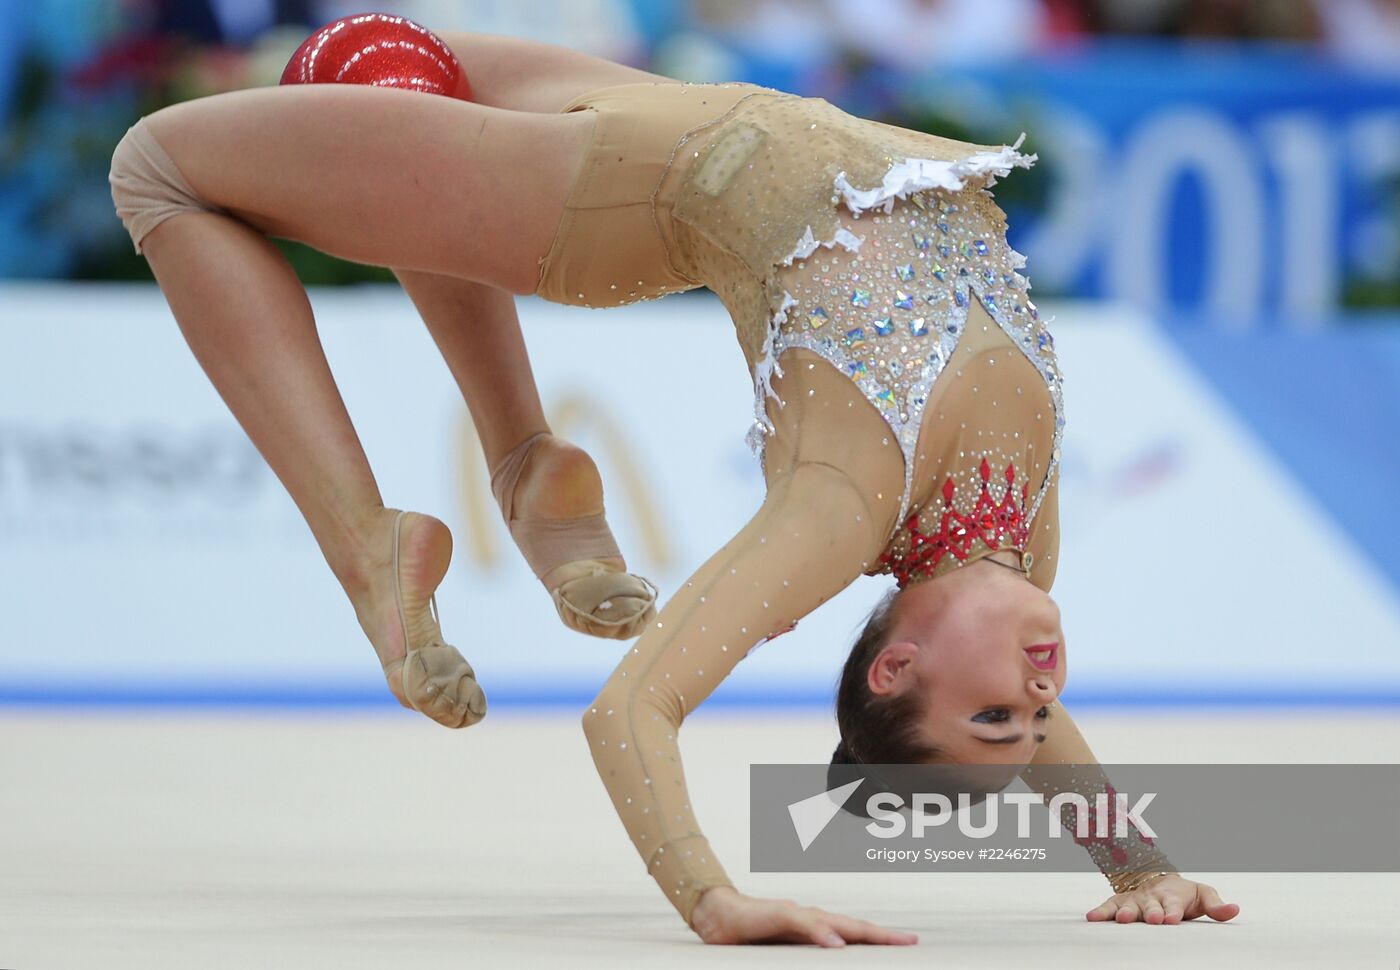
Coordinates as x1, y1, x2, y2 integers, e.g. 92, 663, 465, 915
865, 640, 920, 697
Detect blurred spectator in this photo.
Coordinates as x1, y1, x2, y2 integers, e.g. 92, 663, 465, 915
687, 0, 1049, 71
1080, 0, 1320, 40
825, 0, 1048, 68
365, 0, 647, 62
1313, 0, 1400, 67
147, 0, 316, 46
688, 0, 840, 68
1073, 0, 1180, 34
1176, 0, 1320, 41
1039, 0, 1098, 39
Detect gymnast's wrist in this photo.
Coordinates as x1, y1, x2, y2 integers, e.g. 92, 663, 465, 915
1107, 867, 1177, 895
687, 884, 740, 936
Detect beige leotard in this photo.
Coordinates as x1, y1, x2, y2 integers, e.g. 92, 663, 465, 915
538, 82, 1172, 925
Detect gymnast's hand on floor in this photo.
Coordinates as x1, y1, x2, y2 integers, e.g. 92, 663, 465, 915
688, 887, 918, 947
1086, 875, 1240, 925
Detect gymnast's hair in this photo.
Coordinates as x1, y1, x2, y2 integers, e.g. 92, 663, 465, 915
832, 587, 940, 767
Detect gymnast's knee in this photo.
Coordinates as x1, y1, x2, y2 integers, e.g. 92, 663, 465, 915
109, 116, 222, 253
581, 678, 635, 742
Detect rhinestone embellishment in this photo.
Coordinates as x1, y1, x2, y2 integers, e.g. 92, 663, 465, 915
757, 180, 1065, 531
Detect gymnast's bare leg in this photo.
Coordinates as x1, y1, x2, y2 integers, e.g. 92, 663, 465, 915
389, 37, 672, 601
124, 84, 594, 720
392, 272, 633, 592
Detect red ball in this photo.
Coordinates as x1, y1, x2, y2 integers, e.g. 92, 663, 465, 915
280, 13, 472, 101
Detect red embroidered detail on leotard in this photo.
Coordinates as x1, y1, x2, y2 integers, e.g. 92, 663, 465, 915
877, 457, 1030, 588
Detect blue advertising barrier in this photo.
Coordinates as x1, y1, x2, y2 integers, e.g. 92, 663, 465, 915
998, 45, 1399, 323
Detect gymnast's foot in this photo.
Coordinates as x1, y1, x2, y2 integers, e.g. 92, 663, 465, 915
491, 432, 658, 640
350, 508, 487, 728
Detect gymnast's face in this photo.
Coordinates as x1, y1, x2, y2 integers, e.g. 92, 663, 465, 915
867, 556, 1066, 766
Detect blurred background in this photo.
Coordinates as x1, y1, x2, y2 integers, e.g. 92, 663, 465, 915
2, 0, 1399, 710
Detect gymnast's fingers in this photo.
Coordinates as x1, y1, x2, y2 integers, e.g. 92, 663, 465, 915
1160, 894, 1185, 924
1140, 897, 1166, 925
1196, 885, 1241, 922
798, 913, 847, 948
1114, 900, 1142, 923
818, 910, 919, 946
1086, 898, 1119, 922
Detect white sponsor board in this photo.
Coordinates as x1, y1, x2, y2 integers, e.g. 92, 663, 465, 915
1, 283, 1397, 703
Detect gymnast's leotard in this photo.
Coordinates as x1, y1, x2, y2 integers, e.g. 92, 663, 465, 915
537, 82, 1171, 924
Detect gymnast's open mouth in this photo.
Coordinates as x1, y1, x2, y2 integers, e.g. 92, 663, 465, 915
1023, 643, 1058, 670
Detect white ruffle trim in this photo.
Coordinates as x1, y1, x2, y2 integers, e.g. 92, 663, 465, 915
752, 291, 799, 416
781, 225, 865, 266
749, 227, 865, 451
833, 135, 1036, 215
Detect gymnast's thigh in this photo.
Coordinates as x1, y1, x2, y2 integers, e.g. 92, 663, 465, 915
434, 31, 673, 114
141, 84, 595, 292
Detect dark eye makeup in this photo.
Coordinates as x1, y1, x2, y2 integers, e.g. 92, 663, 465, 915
972, 706, 1051, 723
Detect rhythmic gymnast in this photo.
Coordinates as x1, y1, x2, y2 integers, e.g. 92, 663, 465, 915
109, 25, 1239, 946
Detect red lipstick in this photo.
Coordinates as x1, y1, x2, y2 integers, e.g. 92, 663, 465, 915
1023, 643, 1058, 671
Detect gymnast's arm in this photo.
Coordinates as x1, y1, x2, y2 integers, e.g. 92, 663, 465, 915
1023, 703, 1179, 890
1016, 485, 1238, 922
1021, 479, 1177, 885
580, 457, 914, 945
1022, 703, 1239, 923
